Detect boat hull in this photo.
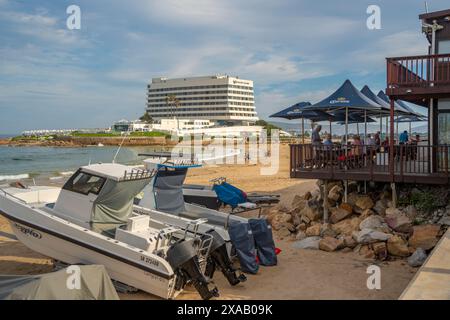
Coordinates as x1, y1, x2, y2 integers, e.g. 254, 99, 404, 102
0, 196, 179, 299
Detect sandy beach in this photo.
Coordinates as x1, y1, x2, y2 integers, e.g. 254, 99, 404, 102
0, 144, 416, 299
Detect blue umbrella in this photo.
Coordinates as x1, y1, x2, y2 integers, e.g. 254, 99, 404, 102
304, 79, 380, 145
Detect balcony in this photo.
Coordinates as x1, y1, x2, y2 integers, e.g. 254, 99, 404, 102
386, 53, 450, 103
290, 144, 449, 184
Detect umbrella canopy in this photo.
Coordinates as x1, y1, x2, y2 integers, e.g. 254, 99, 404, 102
305, 79, 380, 112
377, 90, 409, 113
394, 115, 427, 123
396, 100, 427, 118
361, 86, 410, 115
269, 101, 312, 119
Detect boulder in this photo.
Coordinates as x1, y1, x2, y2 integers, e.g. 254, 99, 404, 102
339, 202, 353, 214
303, 191, 312, 200
359, 209, 375, 220
352, 228, 392, 244
282, 222, 296, 232
328, 184, 343, 203
295, 231, 307, 241
438, 216, 450, 226
300, 205, 322, 222
373, 199, 388, 216
305, 224, 321, 237
332, 217, 361, 236
359, 245, 376, 259
404, 205, 418, 221
319, 237, 344, 252
277, 226, 292, 238
408, 225, 441, 250
372, 242, 388, 260
354, 195, 374, 213
320, 223, 338, 238
407, 248, 428, 267
279, 213, 293, 224
387, 235, 410, 257
359, 215, 386, 230
384, 211, 412, 233
330, 207, 352, 224
296, 223, 307, 232
292, 236, 321, 250
343, 236, 357, 248
291, 195, 307, 211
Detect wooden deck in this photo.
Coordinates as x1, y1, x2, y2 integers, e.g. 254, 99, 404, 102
290, 144, 450, 184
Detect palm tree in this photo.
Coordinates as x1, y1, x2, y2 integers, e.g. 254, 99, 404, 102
166, 94, 180, 130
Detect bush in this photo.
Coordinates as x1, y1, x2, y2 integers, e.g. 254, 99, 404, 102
399, 191, 440, 213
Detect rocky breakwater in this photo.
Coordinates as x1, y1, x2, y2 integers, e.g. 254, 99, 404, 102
264, 181, 448, 267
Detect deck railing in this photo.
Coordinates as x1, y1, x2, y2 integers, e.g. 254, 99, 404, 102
387, 53, 450, 88
290, 144, 449, 182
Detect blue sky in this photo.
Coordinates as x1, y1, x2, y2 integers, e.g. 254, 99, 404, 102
0, 0, 448, 134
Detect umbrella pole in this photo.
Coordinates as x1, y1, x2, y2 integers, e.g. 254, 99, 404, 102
364, 110, 367, 140
345, 107, 349, 148
396, 114, 399, 142
301, 117, 305, 144
356, 123, 360, 136
409, 121, 412, 136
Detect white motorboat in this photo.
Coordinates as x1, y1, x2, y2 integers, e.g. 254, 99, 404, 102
0, 163, 219, 300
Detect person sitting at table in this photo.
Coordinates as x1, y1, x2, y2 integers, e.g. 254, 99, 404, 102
365, 134, 376, 155
381, 137, 389, 152
410, 134, 421, 160
374, 131, 381, 147
323, 134, 333, 148
351, 135, 363, 156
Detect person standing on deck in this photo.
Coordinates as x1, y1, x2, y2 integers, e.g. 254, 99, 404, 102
312, 125, 322, 146
399, 130, 409, 144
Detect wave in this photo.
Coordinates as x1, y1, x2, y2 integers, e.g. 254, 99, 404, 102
0, 173, 30, 181
59, 171, 74, 176
11, 158, 33, 161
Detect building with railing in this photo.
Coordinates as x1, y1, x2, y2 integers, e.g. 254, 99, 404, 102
289, 9, 450, 185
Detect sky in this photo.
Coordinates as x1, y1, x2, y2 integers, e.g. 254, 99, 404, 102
0, 0, 448, 134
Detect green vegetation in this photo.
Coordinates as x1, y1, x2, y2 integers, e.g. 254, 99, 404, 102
398, 190, 440, 213
129, 131, 169, 138
255, 120, 281, 134
139, 112, 154, 124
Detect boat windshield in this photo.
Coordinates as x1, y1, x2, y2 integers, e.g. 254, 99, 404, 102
63, 171, 106, 195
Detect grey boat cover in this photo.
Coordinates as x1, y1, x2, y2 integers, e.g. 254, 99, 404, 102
0, 265, 119, 300
153, 167, 187, 214
249, 219, 277, 266
91, 177, 152, 235
228, 223, 259, 274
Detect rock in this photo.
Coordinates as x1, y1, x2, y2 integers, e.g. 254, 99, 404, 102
339, 202, 353, 214
343, 236, 357, 248
292, 236, 321, 250
279, 213, 293, 224
300, 205, 322, 222
404, 205, 418, 221
295, 231, 307, 241
332, 217, 361, 236
282, 222, 296, 232
320, 223, 338, 238
319, 237, 344, 252
359, 209, 375, 220
354, 195, 374, 213
341, 247, 353, 253
291, 195, 307, 211
438, 216, 450, 226
407, 248, 428, 267
373, 199, 388, 216
277, 227, 292, 238
359, 215, 386, 230
303, 191, 312, 200
305, 224, 321, 237
301, 215, 311, 224
352, 228, 392, 244
387, 235, 410, 257
296, 223, 307, 231
372, 242, 388, 260
291, 213, 301, 226
409, 225, 441, 250
359, 245, 376, 259
330, 207, 352, 224
385, 211, 413, 233
328, 185, 343, 203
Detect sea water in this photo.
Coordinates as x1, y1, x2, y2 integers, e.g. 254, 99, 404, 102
0, 145, 169, 181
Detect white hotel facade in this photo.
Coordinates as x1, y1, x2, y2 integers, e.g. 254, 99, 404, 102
146, 75, 259, 125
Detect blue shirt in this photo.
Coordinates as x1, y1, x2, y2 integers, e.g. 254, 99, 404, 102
399, 132, 408, 143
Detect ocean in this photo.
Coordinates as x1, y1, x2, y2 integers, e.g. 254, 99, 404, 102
0, 145, 171, 181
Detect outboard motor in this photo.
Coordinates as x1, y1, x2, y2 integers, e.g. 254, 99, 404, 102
204, 230, 247, 286
166, 240, 219, 300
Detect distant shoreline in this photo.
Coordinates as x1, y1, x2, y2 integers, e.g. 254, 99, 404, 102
0, 136, 179, 147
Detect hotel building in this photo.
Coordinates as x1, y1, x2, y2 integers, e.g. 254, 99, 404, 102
146, 75, 259, 125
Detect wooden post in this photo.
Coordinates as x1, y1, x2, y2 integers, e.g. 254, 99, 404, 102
389, 99, 395, 181
344, 180, 348, 203
391, 182, 397, 208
